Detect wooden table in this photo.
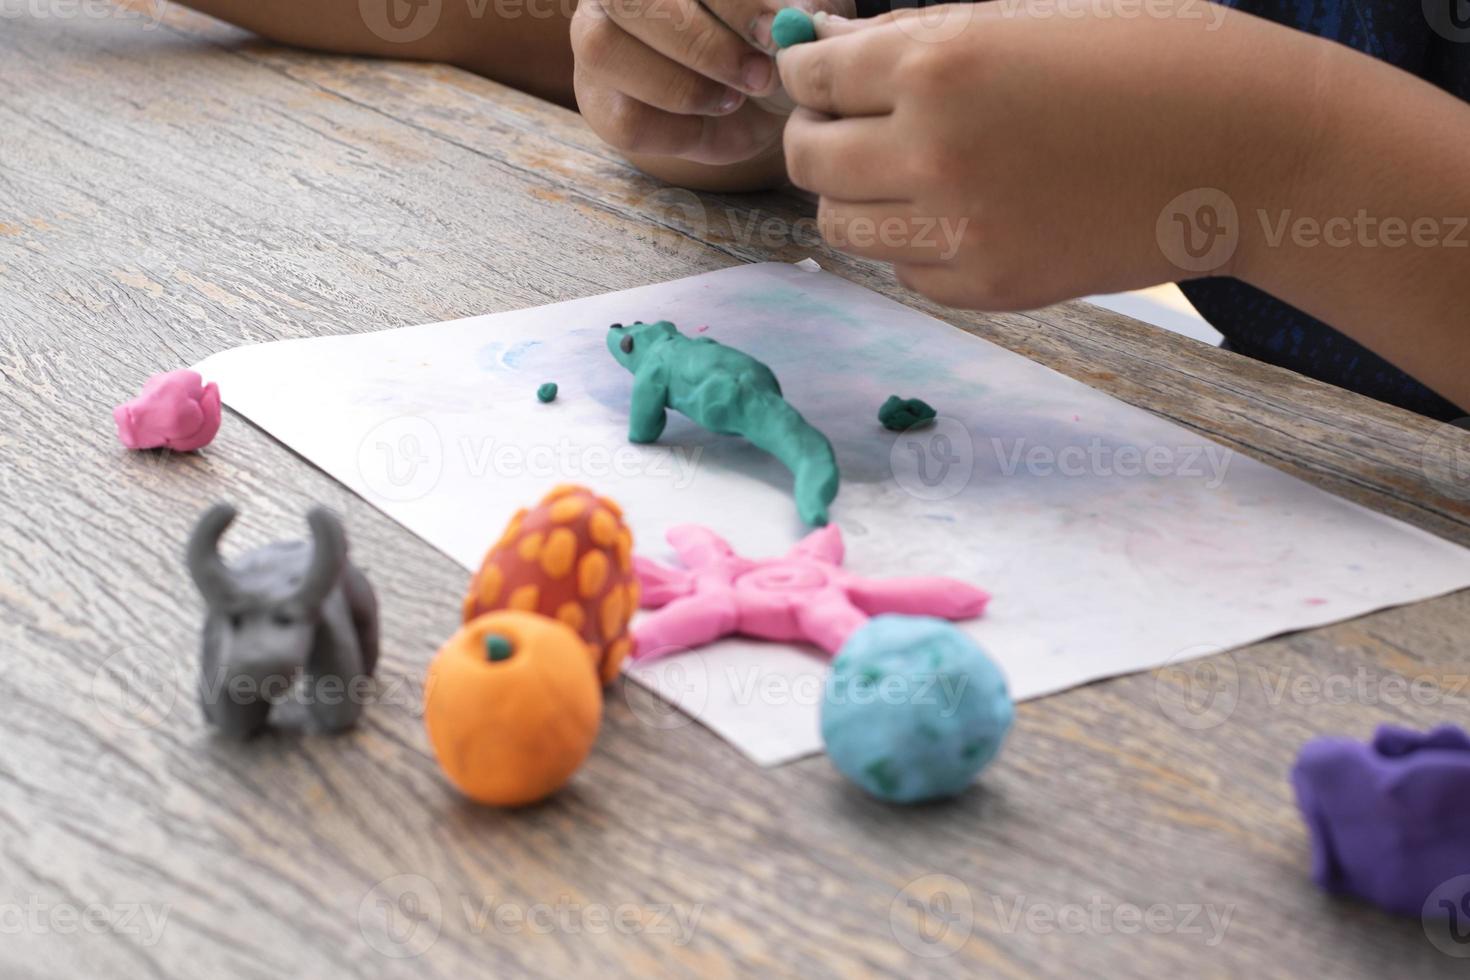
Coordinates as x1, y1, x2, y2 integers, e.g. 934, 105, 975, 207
4, 6, 1468, 978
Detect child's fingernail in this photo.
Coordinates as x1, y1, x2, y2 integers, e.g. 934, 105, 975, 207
741, 54, 774, 94
715, 88, 745, 114
752, 12, 775, 48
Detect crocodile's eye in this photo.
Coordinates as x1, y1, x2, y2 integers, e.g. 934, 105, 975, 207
610, 322, 623, 330
620, 335, 635, 354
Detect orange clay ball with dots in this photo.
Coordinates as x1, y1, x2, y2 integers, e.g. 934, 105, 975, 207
425, 611, 602, 806
463, 485, 638, 686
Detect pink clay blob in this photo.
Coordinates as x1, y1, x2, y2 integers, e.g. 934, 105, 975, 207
113, 369, 222, 452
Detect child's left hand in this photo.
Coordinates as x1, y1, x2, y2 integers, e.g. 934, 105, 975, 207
775, 1, 1294, 309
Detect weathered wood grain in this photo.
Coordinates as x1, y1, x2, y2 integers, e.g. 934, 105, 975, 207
1, 4, 1467, 978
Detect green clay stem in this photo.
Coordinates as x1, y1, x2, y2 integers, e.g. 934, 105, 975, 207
485, 634, 514, 661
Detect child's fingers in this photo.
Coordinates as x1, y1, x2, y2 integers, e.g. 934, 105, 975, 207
818, 199, 959, 264
895, 261, 992, 310
578, 76, 785, 163
599, 0, 776, 96
777, 27, 900, 116
574, 10, 746, 115
783, 109, 909, 200
809, 11, 866, 38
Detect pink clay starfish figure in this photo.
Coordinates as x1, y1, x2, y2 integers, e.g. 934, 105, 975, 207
632, 524, 989, 660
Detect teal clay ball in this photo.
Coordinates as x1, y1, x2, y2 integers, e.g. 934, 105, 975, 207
536, 382, 559, 403
771, 8, 817, 48
821, 615, 1013, 803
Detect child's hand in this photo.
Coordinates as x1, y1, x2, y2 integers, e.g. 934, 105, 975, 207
573, 0, 854, 167
776, 1, 1294, 309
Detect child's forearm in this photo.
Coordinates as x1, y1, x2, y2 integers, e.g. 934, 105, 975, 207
174, 0, 575, 107
1230, 28, 1470, 411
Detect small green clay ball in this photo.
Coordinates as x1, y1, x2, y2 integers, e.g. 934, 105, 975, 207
536, 382, 558, 403
771, 7, 816, 48
878, 395, 937, 432
821, 615, 1013, 803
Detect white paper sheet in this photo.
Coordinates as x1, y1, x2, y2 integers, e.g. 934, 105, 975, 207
196, 262, 1470, 765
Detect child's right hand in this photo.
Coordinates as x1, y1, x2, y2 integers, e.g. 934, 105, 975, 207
572, 0, 852, 168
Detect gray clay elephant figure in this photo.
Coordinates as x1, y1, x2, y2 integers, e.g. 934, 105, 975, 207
187, 503, 379, 737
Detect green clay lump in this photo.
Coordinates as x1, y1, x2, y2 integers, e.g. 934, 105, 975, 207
607, 320, 840, 526
771, 8, 817, 48
878, 395, 937, 432
536, 382, 559, 403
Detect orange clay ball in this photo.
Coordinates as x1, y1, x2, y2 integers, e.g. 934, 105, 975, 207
463, 484, 638, 686
424, 611, 602, 806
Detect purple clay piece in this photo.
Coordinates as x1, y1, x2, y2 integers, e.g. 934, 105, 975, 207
187, 504, 380, 737
1291, 724, 1470, 917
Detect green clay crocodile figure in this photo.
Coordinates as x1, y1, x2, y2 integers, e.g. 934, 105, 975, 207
607, 320, 839, 526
